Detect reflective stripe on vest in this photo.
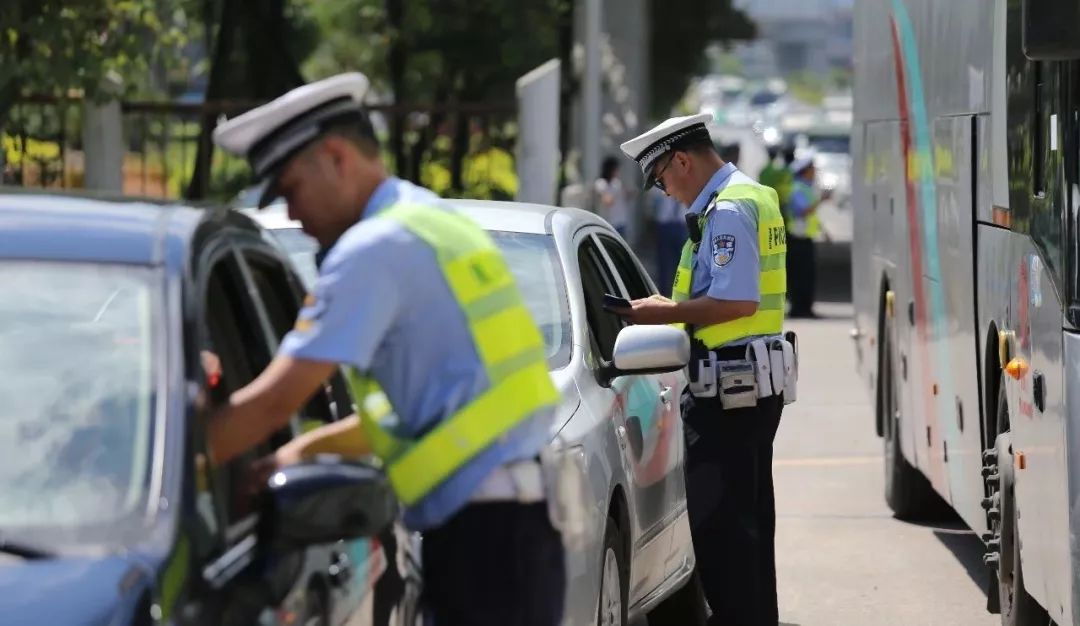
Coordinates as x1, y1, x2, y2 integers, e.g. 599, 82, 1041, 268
671, 183, 787, 348
343, 203, 559, 506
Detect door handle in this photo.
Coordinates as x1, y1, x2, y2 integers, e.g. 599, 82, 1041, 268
659, 386, 673, 405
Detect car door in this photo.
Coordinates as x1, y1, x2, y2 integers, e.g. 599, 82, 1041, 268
177, 239, 312, 626
573, 228, 673, 602
596, 233, 690, 583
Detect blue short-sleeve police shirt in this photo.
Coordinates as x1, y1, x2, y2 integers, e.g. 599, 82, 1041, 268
687, 164, 761, 303
278, 177, 555, 531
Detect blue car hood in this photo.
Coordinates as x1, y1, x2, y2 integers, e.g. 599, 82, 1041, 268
0, 554, 150, 625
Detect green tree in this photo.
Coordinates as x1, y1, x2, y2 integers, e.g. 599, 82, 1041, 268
299, 0, 564, 193
649, 0, 755, 119
0, 0, 188, 128
185, 0, 319, 199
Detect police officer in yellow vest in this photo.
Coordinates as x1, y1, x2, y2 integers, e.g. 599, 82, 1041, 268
614, 114, 797, 626
206, 73, 565, 626
785, 153, 829, 318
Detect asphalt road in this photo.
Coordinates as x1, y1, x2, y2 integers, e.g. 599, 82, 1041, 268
774, 303, 997, 626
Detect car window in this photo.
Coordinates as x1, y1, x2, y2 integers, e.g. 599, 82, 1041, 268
806, 134, 850, 154
241, 250, 349, 426
0, 261, 157, 542
488, 231, 573, 369
269, 227, 319, 289
201, 254, 280, 537
266, 225, 575, 370
598, 234, 653, 299
578, 237, 625, 362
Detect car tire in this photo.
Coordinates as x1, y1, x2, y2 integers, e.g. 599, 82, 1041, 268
646, 570, 707, 626
597, 517, 628, 626
989, 378, 1048, 626
880, 320, 950, 520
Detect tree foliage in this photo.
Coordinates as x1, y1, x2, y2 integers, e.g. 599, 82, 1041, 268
649, 0, 755, 119
0, 0, 190, 126
301, 0, 563, 102
297, 0, 565, 193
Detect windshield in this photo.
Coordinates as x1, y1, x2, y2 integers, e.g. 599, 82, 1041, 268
269, 227, 573, 369
0, 262, 157, 541
488, 231, 573, 369
807, 134, 851, 154
271, 227, 320, 288
750, 90, 781, 107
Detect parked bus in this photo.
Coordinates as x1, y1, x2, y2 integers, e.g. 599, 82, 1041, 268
852, 1, 1080, 623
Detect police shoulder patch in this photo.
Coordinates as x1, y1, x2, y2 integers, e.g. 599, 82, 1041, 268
294, 292, 329, 332
712, 234, 736, 267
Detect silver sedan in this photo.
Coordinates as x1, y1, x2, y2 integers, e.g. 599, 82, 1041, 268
244, 199, 704, 626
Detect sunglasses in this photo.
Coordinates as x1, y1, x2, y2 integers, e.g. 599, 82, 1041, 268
651, 153, 676, 193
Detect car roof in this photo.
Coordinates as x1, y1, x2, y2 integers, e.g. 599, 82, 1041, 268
246, 198, 610, 236
0, 188, 227, 265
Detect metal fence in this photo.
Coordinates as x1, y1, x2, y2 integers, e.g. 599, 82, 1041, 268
2, 96, 518, 203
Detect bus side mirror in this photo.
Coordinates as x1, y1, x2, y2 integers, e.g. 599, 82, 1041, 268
1023, 0, 1080, 60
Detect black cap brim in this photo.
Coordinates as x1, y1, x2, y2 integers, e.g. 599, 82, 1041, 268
252, 176, 281, 209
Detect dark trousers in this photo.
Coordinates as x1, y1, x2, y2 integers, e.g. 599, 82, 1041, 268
786, 235, 816, 316
656, 221, 688, 297
422, 502, 566, 626
682, 392, 783, 626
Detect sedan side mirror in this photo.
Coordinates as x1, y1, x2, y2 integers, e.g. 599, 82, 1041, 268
265, 460, 398, 551
601, 325, 690, 384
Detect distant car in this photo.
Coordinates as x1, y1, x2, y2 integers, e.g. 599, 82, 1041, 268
0, 190, 421, 626
246, 199, 704, 626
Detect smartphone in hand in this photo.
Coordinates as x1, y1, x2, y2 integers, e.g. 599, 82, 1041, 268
603, 293, 632, 310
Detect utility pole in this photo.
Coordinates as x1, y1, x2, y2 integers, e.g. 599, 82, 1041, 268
581, 0, 602, 210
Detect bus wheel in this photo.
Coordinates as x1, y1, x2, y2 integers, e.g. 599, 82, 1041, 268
881, 320, 947, 519
983, 376, 1047, 626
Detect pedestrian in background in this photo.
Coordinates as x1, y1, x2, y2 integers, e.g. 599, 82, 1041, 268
785, 154, 830, 318
649, 186, 688, 297
595, 155, 630, 238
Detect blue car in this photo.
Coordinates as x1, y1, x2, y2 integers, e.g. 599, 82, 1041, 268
0, 190, 422, 626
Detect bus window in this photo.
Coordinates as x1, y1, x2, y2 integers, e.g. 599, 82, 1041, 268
1029, 63, 1065, 287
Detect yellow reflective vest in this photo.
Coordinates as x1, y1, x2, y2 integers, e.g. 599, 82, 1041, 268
671, 183, 787, 348
785, 179, 822, 239
344, 203, 558, 506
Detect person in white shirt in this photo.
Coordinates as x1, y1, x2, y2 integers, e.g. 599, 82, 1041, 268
595, 156, 630, 238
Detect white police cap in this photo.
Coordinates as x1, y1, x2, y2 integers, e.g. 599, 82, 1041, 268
619, 113, 713, 189
789, 151, 817, 175
213, 72, 372, 207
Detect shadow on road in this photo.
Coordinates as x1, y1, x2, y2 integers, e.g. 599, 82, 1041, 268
903, 514, 991, 602
931, 525, 992, 602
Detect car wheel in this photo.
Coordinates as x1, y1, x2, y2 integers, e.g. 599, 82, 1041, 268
646, 570, 707, 626
597, 517, 628, 626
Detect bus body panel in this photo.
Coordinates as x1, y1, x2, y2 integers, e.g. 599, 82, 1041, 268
855, 0, 1079, 619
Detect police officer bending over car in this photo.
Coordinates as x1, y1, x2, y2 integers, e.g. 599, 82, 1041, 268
612, 114, 799, 626
205, 72, 565, 626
